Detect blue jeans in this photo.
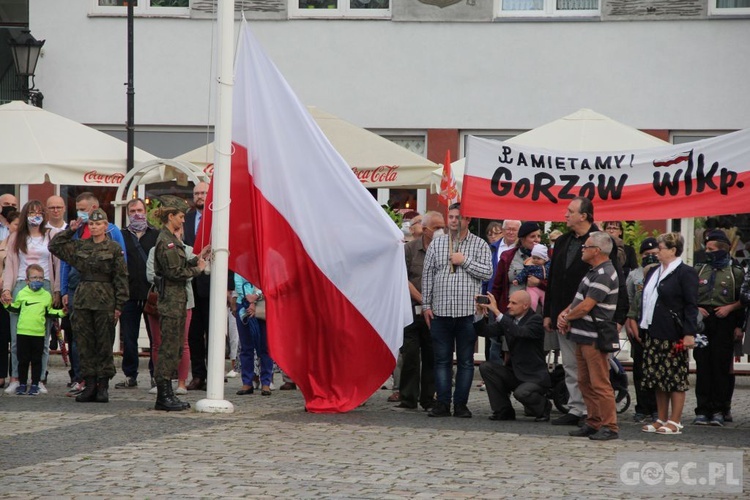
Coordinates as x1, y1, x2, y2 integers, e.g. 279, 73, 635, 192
235, 316, 274, 387
430, 315, 476, 406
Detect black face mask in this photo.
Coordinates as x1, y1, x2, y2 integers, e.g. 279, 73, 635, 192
641, 254, 659, 267
1, 206, 14, 220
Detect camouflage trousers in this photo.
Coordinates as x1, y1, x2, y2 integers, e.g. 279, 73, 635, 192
72, 308, 116, 379
155, 313, 186, 383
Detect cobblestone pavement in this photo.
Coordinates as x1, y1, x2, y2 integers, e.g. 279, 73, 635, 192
1, 357, 749, 499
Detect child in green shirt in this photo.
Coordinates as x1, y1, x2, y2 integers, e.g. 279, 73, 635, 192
5, 264, 64, 395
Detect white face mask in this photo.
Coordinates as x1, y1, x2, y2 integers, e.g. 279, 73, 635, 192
432, 229, 445, 238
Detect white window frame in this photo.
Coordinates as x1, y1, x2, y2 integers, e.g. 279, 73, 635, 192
459, 130, 526, 158
708, 0, 750, 16
495, 0, 600, 18
289, 1, 391, 19
90, 0, 191, 18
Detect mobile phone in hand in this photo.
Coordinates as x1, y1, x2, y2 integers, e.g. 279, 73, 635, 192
475, 296, 490, 305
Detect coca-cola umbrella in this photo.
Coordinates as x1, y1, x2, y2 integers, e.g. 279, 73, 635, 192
175, 106, 439, 189
0, 101, 157, 185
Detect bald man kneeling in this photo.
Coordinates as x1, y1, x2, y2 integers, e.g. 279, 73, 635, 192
475, 291, 551, 421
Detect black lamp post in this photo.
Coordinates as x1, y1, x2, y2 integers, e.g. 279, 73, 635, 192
8, 30, 45, 108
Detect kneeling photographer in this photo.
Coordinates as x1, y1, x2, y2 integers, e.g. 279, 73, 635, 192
475, 290, 551, 422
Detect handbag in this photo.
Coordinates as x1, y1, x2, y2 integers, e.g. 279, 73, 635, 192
591, 315, 620, 353
143, 286, 159, 317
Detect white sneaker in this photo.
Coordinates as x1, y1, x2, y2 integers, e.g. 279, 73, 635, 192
175, 387, 188, 395
4, 381, 19, 394
269, 382, 275, 390
226, 370, 238, 378
148, 386, 157, 394
38, 382, 48, 394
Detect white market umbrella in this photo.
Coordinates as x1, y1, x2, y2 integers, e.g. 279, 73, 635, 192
0, 101, 157, 185
176, 106, 439, 189
431, 108, 669, 194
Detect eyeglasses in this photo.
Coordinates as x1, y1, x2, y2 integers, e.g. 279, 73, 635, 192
46, 206, 65, 211
28, 211, 43, 216
581, 245, 599, 250
605, 226, 621, 231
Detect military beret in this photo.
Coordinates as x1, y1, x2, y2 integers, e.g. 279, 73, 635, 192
518, 221, 540, 238
89, 208, 108, 222
704, 229, 730, 245
159, 195, 189, 213
639, 237, 658, 254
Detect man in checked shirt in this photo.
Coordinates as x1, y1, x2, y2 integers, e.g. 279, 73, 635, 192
422, 202, 493, 418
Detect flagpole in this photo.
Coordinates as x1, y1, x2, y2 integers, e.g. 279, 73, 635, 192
196, 0, 234, 414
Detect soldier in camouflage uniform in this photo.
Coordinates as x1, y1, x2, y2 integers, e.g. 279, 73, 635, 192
153, 196, 208, 411
48, 208, 128, 403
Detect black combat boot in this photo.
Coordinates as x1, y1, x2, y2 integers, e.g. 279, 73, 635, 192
155, 380, 187, 411
95, 377, 109, 403
166, 381, 191, 410
75, 377, 98, 403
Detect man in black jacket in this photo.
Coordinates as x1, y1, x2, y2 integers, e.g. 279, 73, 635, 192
542, 197, 629, 426
477, 290, 551, 421
115, 198, 159, 389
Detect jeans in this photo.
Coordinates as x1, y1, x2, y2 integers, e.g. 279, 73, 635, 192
235, 316, 274, 387
120, 299, 148, 379
430, 315, 476, 407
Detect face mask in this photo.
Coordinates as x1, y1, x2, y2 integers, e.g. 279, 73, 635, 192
641, 254, 659, 267
128, 213, 148, 232
77, 211, 89, 223
27, 215, 43, 227
705, 250, 728, 264
1, 206, 14, 220
432, 229, 445, 238
29, 281, 44, 292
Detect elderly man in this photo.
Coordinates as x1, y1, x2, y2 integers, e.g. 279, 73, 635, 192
476, 290, 551, 421
557, 231, 620, 441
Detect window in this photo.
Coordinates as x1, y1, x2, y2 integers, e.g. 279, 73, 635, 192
91, 0, 190, 17
0, 0, 28, 27
709, 0, 750, 15
290, 0, 391, 19
497, 0, 599, 17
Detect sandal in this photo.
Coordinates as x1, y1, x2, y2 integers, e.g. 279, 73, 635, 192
656, 420, 683, 435
642, 419, 666, 433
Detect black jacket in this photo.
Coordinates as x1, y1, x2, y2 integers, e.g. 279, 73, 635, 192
640, 263, 699, 341
123, 226, 160, 300
476, 310, 550, 388
543, 224, 629, 325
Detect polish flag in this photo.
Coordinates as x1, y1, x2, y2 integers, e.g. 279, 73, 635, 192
195, 22, 412, 413
438, 149, 460, 206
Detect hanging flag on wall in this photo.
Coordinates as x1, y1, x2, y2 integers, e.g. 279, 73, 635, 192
460, 130, 750, 221
195, 21, 412, 413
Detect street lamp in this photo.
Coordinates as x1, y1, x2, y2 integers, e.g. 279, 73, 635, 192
8, 29, 45, 108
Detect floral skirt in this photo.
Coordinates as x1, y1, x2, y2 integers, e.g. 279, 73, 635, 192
642, 335, 689, 392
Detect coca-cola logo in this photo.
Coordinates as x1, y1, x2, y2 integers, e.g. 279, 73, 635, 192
203, 164, 214, 177
83, 170, 126, 184
352, 165, 399, 184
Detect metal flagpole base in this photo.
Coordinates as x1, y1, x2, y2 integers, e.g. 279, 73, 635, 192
195, 398, 235, 413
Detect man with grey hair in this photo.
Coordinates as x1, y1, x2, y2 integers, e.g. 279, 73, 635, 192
496, 220, 521, 257
556, 230, 620, 440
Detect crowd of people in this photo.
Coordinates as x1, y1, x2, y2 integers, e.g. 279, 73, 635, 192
1, 187, 749, 434
0, 186, 292, 411
395, 197, 750, 440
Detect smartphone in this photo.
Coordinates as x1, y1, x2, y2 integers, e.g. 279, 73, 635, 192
475, 296, 490, 305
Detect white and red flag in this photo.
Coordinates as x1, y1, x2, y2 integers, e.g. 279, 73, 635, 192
461, 131, 750, 221
438, 149, 460, 206
195, 22, 412, 413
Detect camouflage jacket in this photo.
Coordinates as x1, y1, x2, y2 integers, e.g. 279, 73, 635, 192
154, 228, 203, 317
48, 228, 129, 311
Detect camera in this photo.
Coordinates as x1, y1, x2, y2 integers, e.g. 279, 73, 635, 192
475, 296, 490, 305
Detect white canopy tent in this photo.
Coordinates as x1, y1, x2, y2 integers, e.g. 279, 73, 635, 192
176, 106, 439, 189
0, 101, 159, 186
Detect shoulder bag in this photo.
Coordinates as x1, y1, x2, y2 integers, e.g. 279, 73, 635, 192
591, 314, 621, 353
